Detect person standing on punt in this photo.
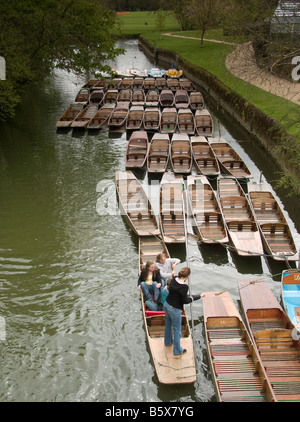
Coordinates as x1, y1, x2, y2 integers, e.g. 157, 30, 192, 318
138, 260, 162, 302
163, 267, 201, 355
155, 253, 180, 287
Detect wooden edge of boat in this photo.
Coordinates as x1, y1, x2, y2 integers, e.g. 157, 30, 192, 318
202, 291, 276, 402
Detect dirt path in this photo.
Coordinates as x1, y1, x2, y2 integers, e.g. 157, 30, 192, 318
163, 33, 300, 105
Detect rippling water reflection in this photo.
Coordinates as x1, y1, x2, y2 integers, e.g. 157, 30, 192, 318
0, 39, 299, 402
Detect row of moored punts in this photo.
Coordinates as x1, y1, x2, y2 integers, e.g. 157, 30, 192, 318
84, 71, 299, 396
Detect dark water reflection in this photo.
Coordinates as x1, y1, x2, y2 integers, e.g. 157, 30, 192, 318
0, 39, 298, 402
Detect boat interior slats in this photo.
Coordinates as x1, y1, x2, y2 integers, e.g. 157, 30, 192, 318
206, 319, 269, 402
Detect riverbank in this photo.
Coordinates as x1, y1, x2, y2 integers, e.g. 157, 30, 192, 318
138, 33, 300, 196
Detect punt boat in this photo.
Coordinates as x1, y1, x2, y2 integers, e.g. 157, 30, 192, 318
107, 102, 129, 128
170, 133, 192, 174
189, 91, 204, 111
209, 137, 252, 179
179, 78, 196, 91
56, 102, 85, 128
145, 89, 159, 107
115, 170, 159, 237
281, 269, 300, 335
147, 133, 170, 174
187, 175, 228, 244
86, 103, 115, 130
203, 290, 276, 402
144, 77, 156, 90
217, 176, 263, 257
139, 234, 196, 384
125, 130, 148, 170
160, 108, 177, 134
239, 278, 300, 402
131, 89, 145, 106
143, 107, 160, 131
177, 109, 195, 135
247, 182, 297, 261
126, 106, 144, 131
159, 89, 175, 107
160, 172, 186, 244
195, 109, 213, 137
75, 88, 89, 103
174, 90, 190, 109
155, 77, 168, 91
70, 103, 99, 128
190, 136, 220, 176
103, 89, 118, 104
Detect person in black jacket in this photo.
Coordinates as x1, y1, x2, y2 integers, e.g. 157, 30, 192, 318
138, 260, 162, 302
163, 267, 201, 355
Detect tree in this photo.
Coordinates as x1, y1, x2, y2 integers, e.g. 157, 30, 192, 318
0, 0, 123, 121
186, 0, 224, 47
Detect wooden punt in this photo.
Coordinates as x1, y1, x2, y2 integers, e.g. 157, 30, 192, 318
239, 278, 300, 402
247, 182, 297, 261
217, 176, 264, 257
145, 89, 159, 107
119, 77, 132, 90
143, 107, 160, 131
167, 78, 181, 91
144, 77, 156, 90
160, 172, 186, 243
195, 109, 213, 137
103, 89, 118, 104
87, 103, 115, 130
75, 88, 89, 103
209, 137, 252, 179
115, 170, 160, 237
117, 89, 132, 104
126, 106, 144, 131
189, 91, 204, 110
179, 78, 196, 92
70, 103, 99, 128
125, 130, 148, 170
56, 102, 85, 128
170, 133, 192, 174
160, 107, 177, 134
147, 133, 170, 174
187, 175, 228, 244
107, 102, 129, 128
131, 77, 144, 90
177, 109, 195, 134
89, 89, 104, 105
190, 136, 220, 176
174, 90, 190, 109
131, 89, 145, 106
281, 269, 300, 335
203, 290, 276, 402
159, 89, 175, 107
155, 77, 168, 91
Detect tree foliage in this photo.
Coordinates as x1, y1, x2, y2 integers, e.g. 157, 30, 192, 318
0, 0, 122, 121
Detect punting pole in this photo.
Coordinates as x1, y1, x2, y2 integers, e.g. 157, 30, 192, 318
181, 181, 196, 361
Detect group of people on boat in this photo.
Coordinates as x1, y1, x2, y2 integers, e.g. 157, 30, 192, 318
138, 253, 201, 356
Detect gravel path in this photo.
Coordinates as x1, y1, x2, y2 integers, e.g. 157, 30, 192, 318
163, 33, 300, 105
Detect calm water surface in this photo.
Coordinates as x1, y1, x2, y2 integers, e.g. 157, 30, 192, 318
0, 39, 299, 402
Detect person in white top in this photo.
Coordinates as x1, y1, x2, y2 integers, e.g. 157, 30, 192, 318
155, 253, 180, 287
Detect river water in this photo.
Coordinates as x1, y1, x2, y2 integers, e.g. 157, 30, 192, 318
0, 39, 299, 403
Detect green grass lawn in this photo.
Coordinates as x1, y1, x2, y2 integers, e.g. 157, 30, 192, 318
117, 11, 180, 36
